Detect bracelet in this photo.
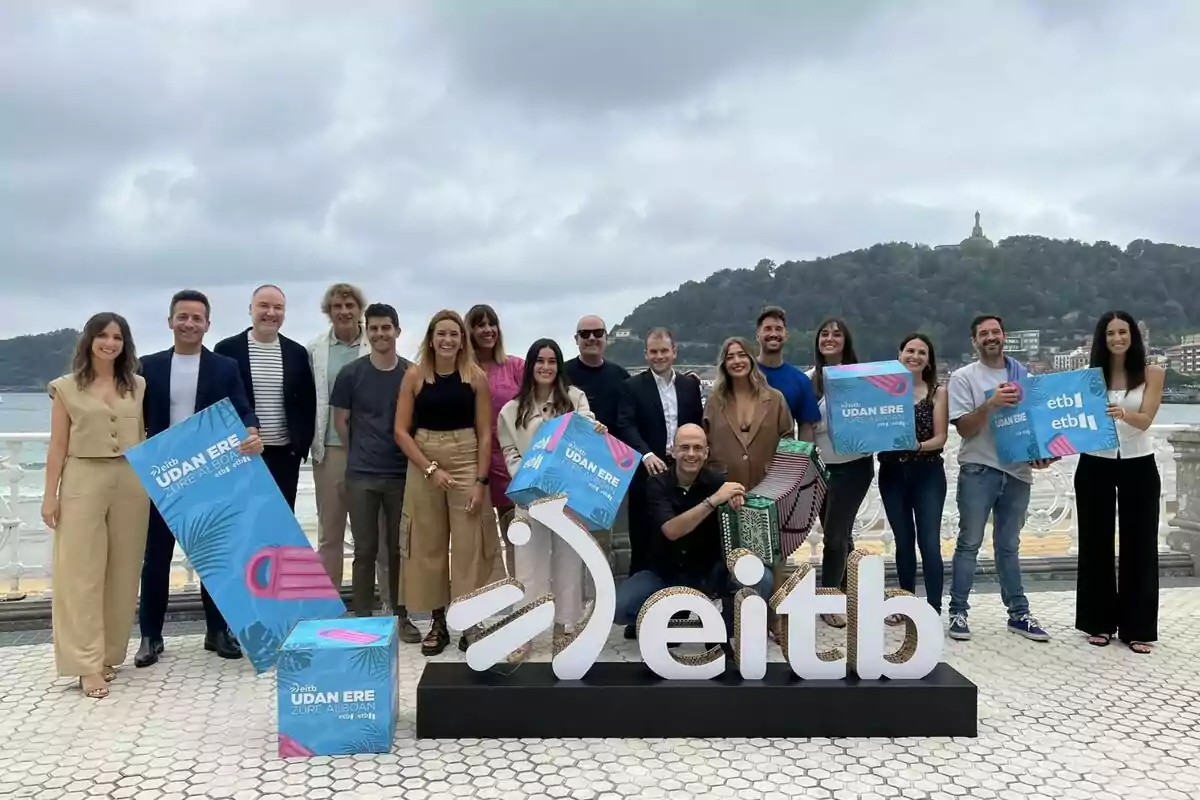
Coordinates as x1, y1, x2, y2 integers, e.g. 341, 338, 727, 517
703, 497, 716, 510
423, 462, 439, 479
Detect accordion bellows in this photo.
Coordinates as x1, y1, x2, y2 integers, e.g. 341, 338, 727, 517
719, 439, 829, 565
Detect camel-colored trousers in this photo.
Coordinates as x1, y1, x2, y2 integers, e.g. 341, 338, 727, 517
402, 429, 504, 613
52, 456, 149, 676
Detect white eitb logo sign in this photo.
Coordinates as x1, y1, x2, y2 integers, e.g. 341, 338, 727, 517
448, 496, 944, 682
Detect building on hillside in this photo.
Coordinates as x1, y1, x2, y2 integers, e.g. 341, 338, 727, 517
1166, 334, 1200, 374
1005, 329, 1041, 358
1053, 347, 1090, 372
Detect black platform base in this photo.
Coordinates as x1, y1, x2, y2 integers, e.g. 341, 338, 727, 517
416, 661, 977, 739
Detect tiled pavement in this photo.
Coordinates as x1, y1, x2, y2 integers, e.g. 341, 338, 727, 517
1, 588, 1199, 800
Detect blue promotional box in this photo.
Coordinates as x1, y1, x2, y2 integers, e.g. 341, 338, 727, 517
276, 617, 398, 758
823, 361, 917, 454
989, 367, 1119, 462
505, 411, 640, 531
126, 399, 347, 673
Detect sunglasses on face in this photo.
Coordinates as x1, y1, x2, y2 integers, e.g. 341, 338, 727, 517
577, 329, 606, 339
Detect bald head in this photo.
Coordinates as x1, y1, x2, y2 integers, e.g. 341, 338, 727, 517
673, 423, 709, 479
576, 314, 605, 331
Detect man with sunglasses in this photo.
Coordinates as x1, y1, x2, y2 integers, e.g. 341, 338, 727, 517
565, 315, 631, 607
565, 315, 630, 435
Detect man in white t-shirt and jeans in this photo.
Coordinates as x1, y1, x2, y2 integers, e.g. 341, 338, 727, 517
946, 314, 1055, 643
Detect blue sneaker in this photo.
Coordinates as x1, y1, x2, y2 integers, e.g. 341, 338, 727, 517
947, 614, 971, 641
1007, 614, 1050, 642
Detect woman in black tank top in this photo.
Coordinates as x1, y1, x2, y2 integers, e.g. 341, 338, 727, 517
394, 310, 504, 656
877, 333, 949, 620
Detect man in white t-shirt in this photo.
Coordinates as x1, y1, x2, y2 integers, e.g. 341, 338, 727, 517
946, 314, 1055, 644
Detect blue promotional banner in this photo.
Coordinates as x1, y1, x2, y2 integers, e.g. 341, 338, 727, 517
125, 399, 347, 673
823, 360, 917, 454
277, 617, 398, 758
506, 411, 640, 531
988, 368, 1119, 462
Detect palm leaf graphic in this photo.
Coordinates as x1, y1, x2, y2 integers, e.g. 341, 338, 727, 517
588, 506, 612, 529
836, 436, 869, 454
277, 649, 313, 677
337, 724, 392, 755
349, 646, 393, 683
892, 434, 916, 451
1025, 442, 1041, 461
1084, 369, 1106, 397
177, 503, 239, 578
239, 621, 284, 668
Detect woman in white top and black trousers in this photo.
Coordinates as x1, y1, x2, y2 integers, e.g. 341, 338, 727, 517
807, 319, 875, 628
1074, 311, 1165, 654
497, 338, 605, 662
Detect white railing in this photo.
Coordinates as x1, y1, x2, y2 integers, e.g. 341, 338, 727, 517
0, 426, 1195, 599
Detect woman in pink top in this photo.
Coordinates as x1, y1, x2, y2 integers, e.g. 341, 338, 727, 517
466, 304, 525, 574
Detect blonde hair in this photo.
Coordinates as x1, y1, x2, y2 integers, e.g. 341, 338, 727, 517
465, 304, 508, 363
320, 283, 366, 316
709, 336, 770, 409
415, 309, 485, 387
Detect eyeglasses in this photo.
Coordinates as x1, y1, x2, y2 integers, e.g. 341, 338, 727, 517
577, 329, 606, 339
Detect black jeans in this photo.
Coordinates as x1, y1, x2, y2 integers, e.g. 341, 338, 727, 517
345, 475, 405, 617
1074, 454, 1160, 643
139, 506, 227, 638
878, 458, 947, 613
261, 444, 303, 510
820, 457, 875, 590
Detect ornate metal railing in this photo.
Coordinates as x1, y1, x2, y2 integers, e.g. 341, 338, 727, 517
1, 426, 1197, 600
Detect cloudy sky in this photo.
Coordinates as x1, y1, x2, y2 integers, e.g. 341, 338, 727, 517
3, 0, 1198, 357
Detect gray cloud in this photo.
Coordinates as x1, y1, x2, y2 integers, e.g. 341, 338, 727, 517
2, 0, 1199, 357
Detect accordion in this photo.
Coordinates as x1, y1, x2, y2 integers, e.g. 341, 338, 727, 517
718, 439, 829, 565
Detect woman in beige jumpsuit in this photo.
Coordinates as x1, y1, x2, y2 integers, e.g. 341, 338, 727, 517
41, 313, 149, 699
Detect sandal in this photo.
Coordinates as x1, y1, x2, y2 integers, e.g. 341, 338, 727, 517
421, 616, 450, 657
1128, 641, 1153, 654
506, 643, 531, 663
821, 613, 847, 629
79, 676, 109, 699
1087, 634, 1112, 647
885, 614, 905, 627
102, 667, 117, 682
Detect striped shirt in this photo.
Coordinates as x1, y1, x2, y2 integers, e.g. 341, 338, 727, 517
247, 332, 289, 446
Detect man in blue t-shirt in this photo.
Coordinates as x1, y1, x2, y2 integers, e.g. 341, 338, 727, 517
754, 305, 819, 441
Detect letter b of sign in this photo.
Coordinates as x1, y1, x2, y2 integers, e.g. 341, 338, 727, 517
445, 497, 612, 680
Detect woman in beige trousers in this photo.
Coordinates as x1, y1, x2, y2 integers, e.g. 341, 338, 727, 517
42, 313, 150, 699
395, 309, 504, 657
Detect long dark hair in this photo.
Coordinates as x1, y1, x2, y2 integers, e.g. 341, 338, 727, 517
812, 318, 859, 399
898, 332, 938, 396
1090, 310, 1146, 390
514, 338, 574, 429
72, 312, 139, 396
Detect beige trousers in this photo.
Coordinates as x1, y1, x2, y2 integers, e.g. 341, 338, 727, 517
52, 456, 149, 676
313, 444, 395, 604
402, 429, 504, 612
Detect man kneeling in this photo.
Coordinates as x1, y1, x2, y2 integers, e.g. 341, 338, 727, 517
615, 423, 773, 643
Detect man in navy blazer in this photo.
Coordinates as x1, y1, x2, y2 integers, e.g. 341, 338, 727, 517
213, 284, 316, 510
135, 289, 263, 668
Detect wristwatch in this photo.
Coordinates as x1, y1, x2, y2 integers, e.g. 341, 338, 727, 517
423, 462, 439, 479
476, 476, 490, 486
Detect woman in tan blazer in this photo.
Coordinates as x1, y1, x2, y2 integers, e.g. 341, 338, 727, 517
703, 337, 795, 488
41, 313, 150, 699
702, 336, 794, 639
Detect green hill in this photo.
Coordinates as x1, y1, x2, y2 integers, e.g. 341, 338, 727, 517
606, 235, 1199, 367
0, 329, 80, 392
